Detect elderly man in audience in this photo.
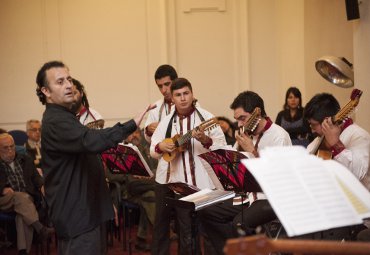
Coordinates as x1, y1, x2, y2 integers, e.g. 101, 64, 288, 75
0, 133, 53, 255
25, 120, 42, 174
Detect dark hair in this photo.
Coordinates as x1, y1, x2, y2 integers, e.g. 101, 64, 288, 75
170, 78, 193, 93
304, 93, 340, 123
154, 65, 178, 81
217, 116, 237, 130
36, 61, 66, 105
284, 87, 302, 109
72, 78, 90, 109
0, 128, 7, 134
230, 91, 267, 117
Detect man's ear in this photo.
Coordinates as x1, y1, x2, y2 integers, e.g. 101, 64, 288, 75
41, 86, 50, 99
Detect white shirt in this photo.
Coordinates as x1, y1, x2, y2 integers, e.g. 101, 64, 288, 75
307, 123, 370, 191
144, 99, 174, 143
144, 98, 174, 180
78, 107, 103, 126
236, 122, 292, 203
150, 107, 227, 189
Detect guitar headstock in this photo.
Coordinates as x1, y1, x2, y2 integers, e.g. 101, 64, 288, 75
240, 107, 261, 135
200, 117, 219, 131
350, 88, 362, 107
334, 89, 363, 124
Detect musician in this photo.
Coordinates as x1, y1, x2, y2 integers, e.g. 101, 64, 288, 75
71, 78, 103, 125
150, 78, 227, 255
144, 64, 179, 249
305, 92, 370, 238
198, 91, 292, 255
35, 61, 154, 255
144, 65, 178, 187
305, 93, 370, 190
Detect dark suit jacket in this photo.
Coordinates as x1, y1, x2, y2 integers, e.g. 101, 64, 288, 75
0, 153, 44, 201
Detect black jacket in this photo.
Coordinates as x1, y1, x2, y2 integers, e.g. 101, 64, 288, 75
41, 103, 137, 239
0, 153, 44, 200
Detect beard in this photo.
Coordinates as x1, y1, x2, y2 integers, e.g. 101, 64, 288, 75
70, 99, 82, 114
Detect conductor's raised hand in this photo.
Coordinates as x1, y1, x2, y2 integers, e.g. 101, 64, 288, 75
134, 104, 157, 127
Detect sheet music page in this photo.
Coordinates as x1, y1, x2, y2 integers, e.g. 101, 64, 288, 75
180, 188, 235, 211
243, 146, 363, 237
324, 160, 370, 218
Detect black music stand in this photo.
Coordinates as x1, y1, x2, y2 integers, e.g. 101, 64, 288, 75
101, 143, 153, 177
165, 185, 235, 255
198, 149, 262, 237
198, 149, 261, 193
101, 143, 153, 254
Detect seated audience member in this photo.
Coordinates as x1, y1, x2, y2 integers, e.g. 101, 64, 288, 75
217, 116, 237, 146
305, 92, 370, 238
199, 91, 292, 255
150, 78, 227, 255
275, 87, 312, 147
0, 133, 54, 255
24, 120, 42, 172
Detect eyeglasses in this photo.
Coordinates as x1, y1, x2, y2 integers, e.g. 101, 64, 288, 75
28, 128, 41, 132
0, 144, 15, 152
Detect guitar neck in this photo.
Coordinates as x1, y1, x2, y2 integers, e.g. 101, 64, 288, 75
177, 130, 194, 146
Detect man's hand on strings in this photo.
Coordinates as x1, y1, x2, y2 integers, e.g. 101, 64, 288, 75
192, 127, 211, 144
235, 131, 254, 153
321, 117, 341, 147
159, 140, 176, 153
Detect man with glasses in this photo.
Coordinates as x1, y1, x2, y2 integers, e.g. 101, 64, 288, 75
305, 92, 370, 240
0, 133, 54, 255
25, 120, 42, 170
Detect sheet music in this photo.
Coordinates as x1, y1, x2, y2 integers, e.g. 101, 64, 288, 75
325, 160, 370, 218
242, 146, 366, 237
180, 188, 235, 211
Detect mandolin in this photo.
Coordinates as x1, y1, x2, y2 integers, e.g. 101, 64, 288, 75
313, 88, 363, 159
162, 117, 218, 162
86, 119, 105, 129
239, 107, 261, 136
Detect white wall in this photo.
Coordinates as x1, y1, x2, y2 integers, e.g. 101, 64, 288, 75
1, 0, 368, 132
354, 0, 370, 132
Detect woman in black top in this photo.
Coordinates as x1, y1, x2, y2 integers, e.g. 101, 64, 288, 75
275, 87, 312, 147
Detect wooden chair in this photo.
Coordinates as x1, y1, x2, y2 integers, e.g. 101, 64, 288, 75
224, 234, 370, 255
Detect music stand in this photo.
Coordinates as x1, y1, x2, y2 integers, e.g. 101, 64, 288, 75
198, 149, 261, 193
101, 143, 153, 177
